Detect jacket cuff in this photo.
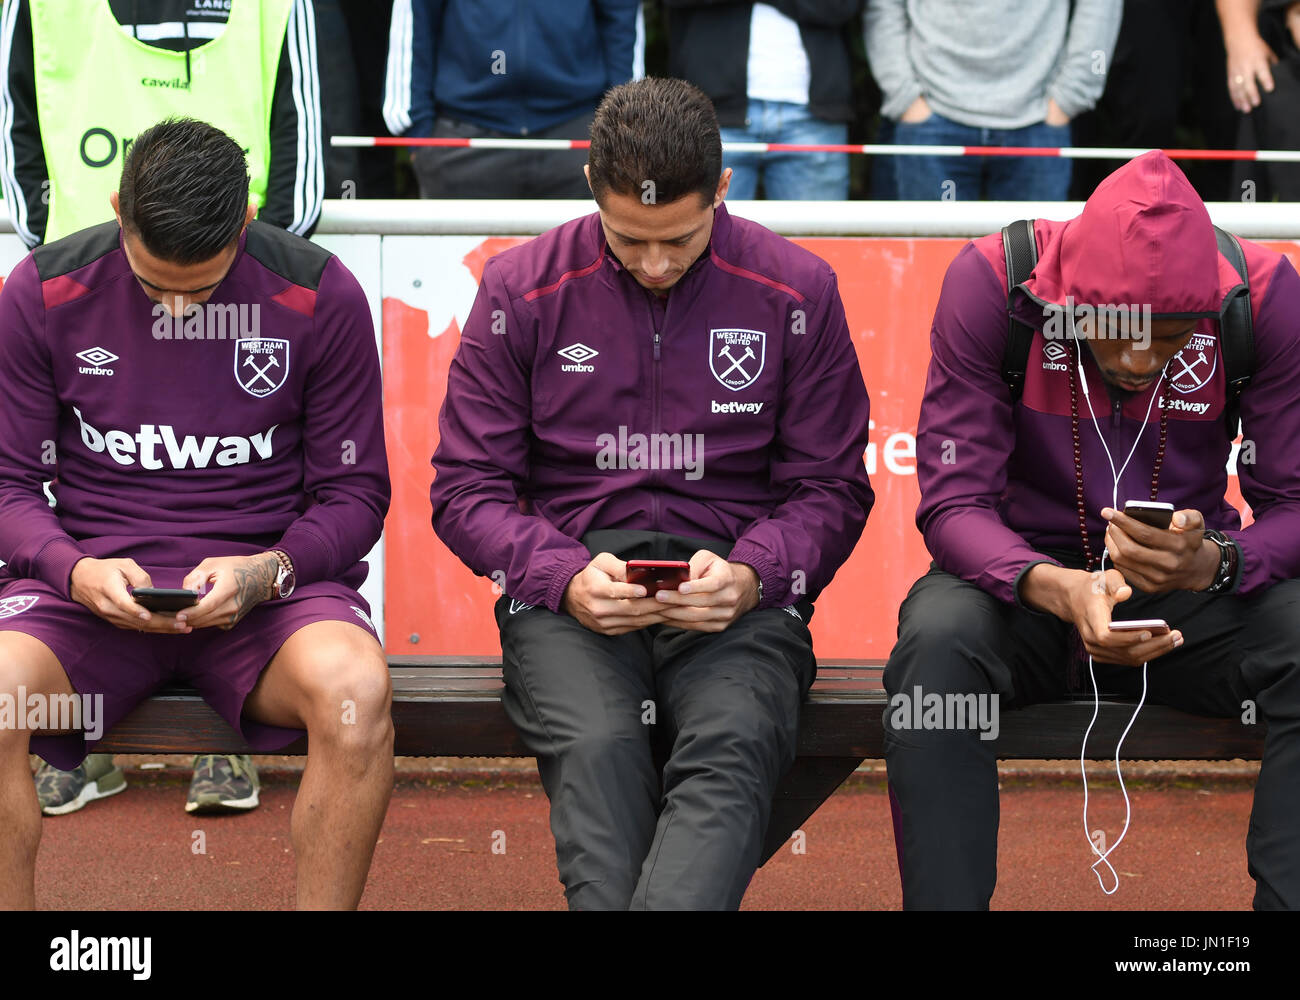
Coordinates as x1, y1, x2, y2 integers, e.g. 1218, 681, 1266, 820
546, 553, 594, 615
726, 540, 783, 610
1012, 556, 1063, 614
34, 536, 90, 599
273, 528, 331, 589
1221, 531, 1250, 595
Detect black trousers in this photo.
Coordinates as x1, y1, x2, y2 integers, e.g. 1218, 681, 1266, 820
411, 109, 595, 199
497, 530, 815, 910
884, 565, 1300, 910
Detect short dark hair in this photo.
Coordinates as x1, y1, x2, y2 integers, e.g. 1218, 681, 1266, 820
587, 78, 722, 207
117, 118, 250, 264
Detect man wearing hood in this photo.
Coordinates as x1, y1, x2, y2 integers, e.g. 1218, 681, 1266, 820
886, 150, 1300, 910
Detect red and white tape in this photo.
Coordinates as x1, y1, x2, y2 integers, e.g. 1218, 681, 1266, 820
331, 135, 1300, 162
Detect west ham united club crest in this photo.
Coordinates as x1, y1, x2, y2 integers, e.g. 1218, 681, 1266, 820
1168, 331, 1218, 394
234, 338, 289, 398
710, 328, 766, 392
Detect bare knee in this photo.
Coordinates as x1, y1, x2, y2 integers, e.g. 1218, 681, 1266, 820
302, 651, 393, 756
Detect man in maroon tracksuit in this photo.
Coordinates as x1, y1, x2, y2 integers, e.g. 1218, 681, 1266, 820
888, 151, 1300, 909
431, 78, 873, 909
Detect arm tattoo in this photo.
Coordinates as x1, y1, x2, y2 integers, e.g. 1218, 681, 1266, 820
229, 553, 280, 626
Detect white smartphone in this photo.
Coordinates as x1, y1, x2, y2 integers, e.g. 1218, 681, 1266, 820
1109, 618, 1171, 635
1122, 500, 1175, 529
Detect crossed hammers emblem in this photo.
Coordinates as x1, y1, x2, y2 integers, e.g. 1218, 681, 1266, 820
243, 353, 281, 389
1171, 349, 1209, 386
717, 343, 755, 381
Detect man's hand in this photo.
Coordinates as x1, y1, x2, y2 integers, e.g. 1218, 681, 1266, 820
1222, 12, 1278, 113
1020, 563, 1183, 667
1102, 507, 1220, 593
900, 95, 932, 123
69, 557, 192, 633
1045, 97, 1070, 126
652, 551, 760, 633
562, 552, 671, 635
177, 552, 280, 631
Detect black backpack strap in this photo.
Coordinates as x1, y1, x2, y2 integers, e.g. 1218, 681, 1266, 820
1001, 219, 1038, 402
1214, 226, 1253, 440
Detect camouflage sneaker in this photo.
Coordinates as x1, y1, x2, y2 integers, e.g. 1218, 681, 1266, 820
185, 754, 260, 814
34, 754, 127, 816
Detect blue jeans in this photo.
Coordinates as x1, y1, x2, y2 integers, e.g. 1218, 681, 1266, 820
720, 99, 849, 200
890, 111, 1072, 200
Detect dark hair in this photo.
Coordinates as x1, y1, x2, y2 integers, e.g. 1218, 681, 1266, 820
117, 117, 250, 264
587, 78, 722, 207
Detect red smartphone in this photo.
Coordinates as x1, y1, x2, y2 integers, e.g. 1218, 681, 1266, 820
625, 560, 691, 593
1109, 618, 1171, 635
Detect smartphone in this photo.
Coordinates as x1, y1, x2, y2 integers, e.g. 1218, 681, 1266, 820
1123, 500, 1175, 529
625, 560, 691, 593
131, 587, 201, 613
1109, 618, 1171, 635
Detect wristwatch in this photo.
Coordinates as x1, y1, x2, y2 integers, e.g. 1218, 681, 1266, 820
270, 549, 296, 599
1201, 530, 1238, 594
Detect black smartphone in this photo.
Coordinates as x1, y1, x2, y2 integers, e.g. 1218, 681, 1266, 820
131, 587, 201, 613
1123, 500, 1175, 529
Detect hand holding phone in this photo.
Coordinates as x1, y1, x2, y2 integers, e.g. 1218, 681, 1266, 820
625, 560, 691, 594
1122, 500, 1174, 529
130, 587, 201, 613
1109, 618, 1171, 636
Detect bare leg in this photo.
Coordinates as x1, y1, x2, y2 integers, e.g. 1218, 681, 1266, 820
0, 633, 75, 909
243, 621, 394, 909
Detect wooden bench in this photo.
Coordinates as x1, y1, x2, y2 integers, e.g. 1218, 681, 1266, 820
95, 656, 1266, 866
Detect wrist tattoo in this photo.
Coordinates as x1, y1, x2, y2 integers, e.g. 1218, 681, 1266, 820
230, 554, 280, 623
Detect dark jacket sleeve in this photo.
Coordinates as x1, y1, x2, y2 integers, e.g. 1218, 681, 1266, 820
383, 0, 442, 137
914, 243, 1063, 605
0, 256, 89, 595
593, 0, 640, 87
430, 257, 595, 613
260, 0, 323, 238
272, 256, 391, 585
0, 0, 50, 248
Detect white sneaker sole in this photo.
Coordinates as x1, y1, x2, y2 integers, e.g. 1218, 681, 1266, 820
41, 775, 128, 816
185, 789, 261, 814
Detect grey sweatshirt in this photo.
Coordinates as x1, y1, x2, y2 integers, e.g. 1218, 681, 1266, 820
865, 0, 1122, 129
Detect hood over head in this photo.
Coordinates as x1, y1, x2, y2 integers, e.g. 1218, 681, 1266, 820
1017, 151, 1238, 323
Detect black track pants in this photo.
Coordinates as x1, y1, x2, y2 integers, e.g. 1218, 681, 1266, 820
884, 566, 1300, 910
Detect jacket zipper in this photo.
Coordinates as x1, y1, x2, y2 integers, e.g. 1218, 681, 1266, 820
648, 293, 664, 530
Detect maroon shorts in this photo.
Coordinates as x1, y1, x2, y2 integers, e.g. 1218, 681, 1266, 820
0, 567, 380, 769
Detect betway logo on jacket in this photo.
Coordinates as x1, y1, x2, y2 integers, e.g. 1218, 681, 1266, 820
74, 407, 277, 469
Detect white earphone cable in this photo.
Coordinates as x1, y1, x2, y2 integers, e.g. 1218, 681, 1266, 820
1071, 319, 1166, 894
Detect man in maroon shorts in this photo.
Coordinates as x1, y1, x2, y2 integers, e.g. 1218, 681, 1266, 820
0, 118, 394, 909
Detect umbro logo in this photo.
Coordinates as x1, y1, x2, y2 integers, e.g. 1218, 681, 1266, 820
557, 343, 597, 372
1041, 340, 1069, 372
76, 347, 118, 376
